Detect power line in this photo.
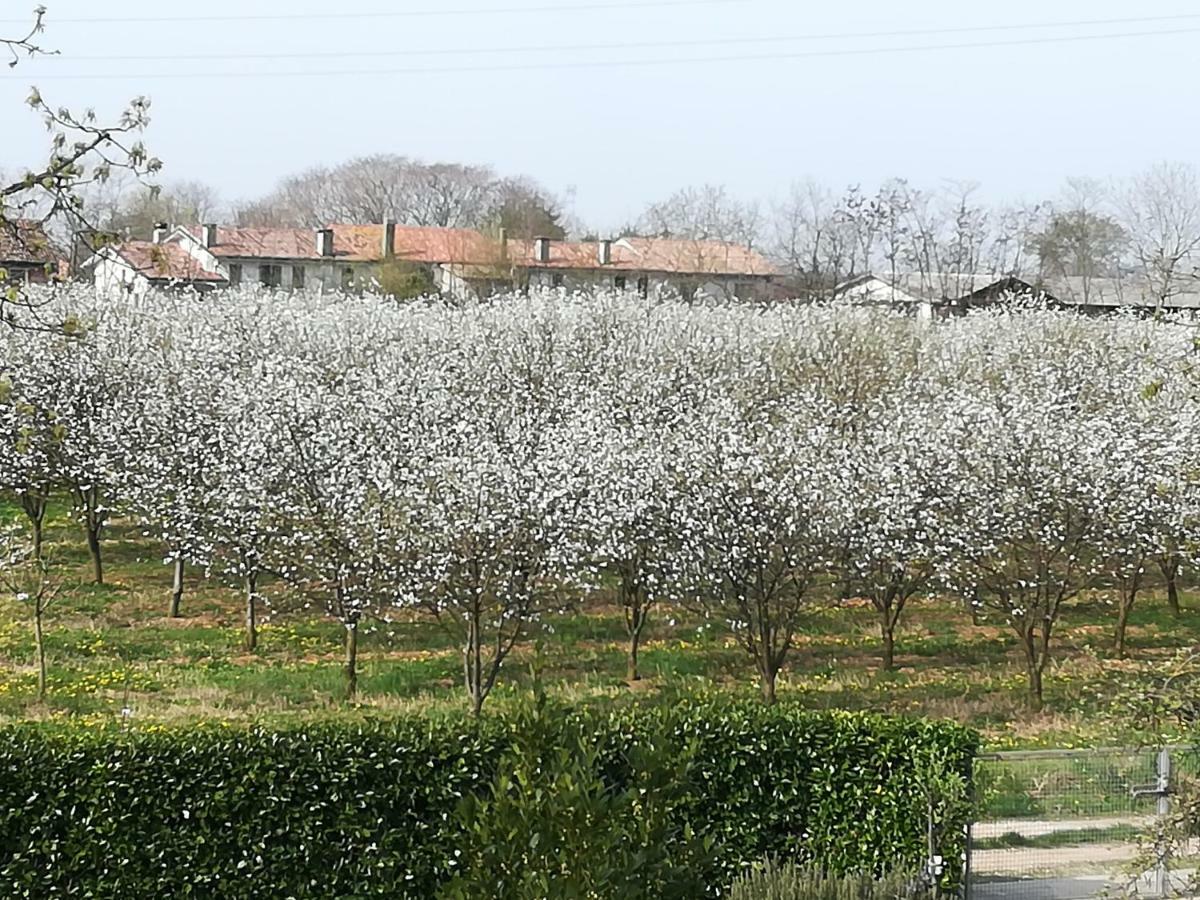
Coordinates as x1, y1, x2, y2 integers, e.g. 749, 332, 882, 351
49, 11, 1200, 63
0, 0, 740, 26
4, 25, 1197, 80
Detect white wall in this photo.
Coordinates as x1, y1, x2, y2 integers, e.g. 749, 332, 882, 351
92, 256, 151, 300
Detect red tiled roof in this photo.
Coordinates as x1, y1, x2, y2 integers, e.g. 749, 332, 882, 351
617, 237, 777, 277
118, 241, 227, 283
183, 225, 502, 264
178, 225, 777, 277
0, 220, 60, 266
505, 237, 777, 276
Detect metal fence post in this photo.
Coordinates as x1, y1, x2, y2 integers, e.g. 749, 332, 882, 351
962, 819, 973, 900
1155, 746, 1171, 898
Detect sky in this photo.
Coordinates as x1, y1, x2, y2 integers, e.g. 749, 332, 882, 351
2, 0, 1199, 231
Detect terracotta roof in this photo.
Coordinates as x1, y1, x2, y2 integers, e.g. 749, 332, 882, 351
178, 225, 777, 277
118, 241, 227, 283
183, 225, 503, 264
0, 220, 60, 267
505, 237, 777, 276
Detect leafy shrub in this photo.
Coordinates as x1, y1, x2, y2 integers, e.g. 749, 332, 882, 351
729, 860, 924, 900
0, 701, 977, 898
438, 695, 712, 899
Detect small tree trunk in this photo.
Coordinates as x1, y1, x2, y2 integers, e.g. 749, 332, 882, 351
33, 605, 47, 703
1114, 570, 1143, 659
464, 613, 484, 717
20, 491, 48, 561
85, 523, 103, 585
168, 556, 184, 618
1114, 601, 1132, 659
880, 616, 896, 672
1162, 556, 1182, 618
627, 633, 641, 683
1020, 628, 1044, 712
343, 620, 359, 700
244, 571, 258, 652
758, 672, 777, 705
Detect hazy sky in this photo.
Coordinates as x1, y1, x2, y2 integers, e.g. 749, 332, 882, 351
2, 0, 1198, 230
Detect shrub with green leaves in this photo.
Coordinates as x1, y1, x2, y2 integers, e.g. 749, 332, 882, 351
0, 701, 977, 898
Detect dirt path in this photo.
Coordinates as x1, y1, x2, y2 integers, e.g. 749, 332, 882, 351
974, 817, 1152, 840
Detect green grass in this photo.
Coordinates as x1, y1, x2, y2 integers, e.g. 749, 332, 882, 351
1, 499, 1198, 750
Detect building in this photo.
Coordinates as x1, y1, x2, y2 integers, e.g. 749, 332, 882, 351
834, 272, 1049, 319
89, 222, 778, 301
0, 220, 63, 284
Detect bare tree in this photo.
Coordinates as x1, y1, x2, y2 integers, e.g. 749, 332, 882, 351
639, 184, 762, 247
770, 180, 860, 294
1032, 178, 1126, 302
1, 528, 67, 703
1119, 162, 1200, 308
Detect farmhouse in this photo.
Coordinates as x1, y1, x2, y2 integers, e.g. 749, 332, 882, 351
0, 220, 63, 285
89, 223, 778, 301
834, 272, 1053, 318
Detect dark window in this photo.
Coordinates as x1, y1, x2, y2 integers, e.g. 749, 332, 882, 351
292, 266, 306, 289
342, 267, 355, 290
735, 281, 755, 299
552, 273, 565, 288
228, 263, 242, 286
259, 264, 282, 287
637, 276, 649, 298
614, 276, 627, 290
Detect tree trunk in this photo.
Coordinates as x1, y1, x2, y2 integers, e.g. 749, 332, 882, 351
168, 556, 184, 618
1114, 570, 1143, 659
343, 620, 359, 700
1162, 556, 1182, 618
627, 633, 641, 683
33, 605, 47, 703
760, 663, 778, 705
1114, 601, 1132, 659
1020, 628, 1044, 712
20, 491, 48, 561
464, 613, 484, 717
85, 522, 103, 585
880, 618, 896, 672
244, 572, 258, 652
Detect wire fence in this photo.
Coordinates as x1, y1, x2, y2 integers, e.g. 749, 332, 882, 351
968, 747, 1200, 900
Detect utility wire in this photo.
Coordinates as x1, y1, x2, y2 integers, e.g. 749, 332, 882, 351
50, 11, 1200, 62
4, 25, 1196, 80
0, 0, 740, 26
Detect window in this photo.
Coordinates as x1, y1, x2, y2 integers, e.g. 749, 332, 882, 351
292, 266, 306, 290
228, 263, 242, 286
614, 276, 627, 291
552, 273, 565, 288
259, 264, 282, 288
735, 281, 756, 299
637, 276, 649, 298
342, 267, 356, 290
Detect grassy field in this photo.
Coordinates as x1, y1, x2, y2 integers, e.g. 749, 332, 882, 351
0, 500, 1197, 750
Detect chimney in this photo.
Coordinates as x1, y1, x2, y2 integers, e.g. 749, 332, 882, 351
201, 223, 218, 249
152, 222, 169, 244
316, 228, 334, 258
381, 218, 396, 259
598, 239, 613, 266
533, 236, 551, 265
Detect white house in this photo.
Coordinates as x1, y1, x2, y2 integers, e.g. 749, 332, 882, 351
90, 223, 779, 302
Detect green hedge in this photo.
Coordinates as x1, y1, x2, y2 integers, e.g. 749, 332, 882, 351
0, 702, 977, 898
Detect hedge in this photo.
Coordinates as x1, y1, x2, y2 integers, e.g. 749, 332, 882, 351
0, 702, 978, 898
